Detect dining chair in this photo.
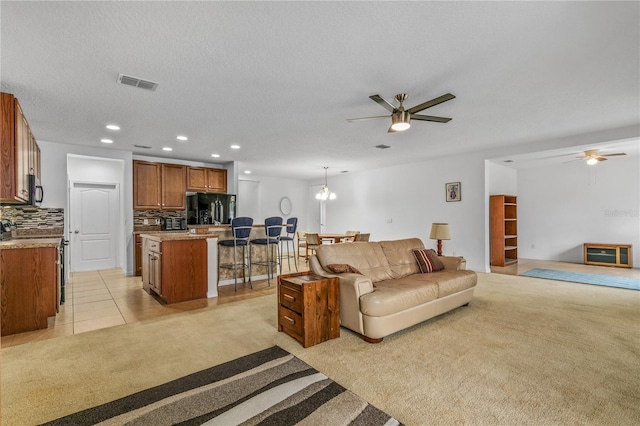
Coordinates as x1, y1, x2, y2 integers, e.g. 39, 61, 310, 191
305, 233, 321, 261
354, 232, 370, 242
342, 230, 360, 243
297, 231, 307, 259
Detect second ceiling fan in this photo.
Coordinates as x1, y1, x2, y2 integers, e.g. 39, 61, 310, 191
347, 92, 455, 133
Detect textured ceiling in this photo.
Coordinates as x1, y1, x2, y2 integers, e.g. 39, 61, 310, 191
1, 1, 638, 179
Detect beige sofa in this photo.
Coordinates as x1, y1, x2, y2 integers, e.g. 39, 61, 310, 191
309, 238, 477, 343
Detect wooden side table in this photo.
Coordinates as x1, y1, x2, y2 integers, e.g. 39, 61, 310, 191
277, 271, 340, 348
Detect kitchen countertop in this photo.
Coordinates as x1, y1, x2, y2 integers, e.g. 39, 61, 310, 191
0, 237, 61, 249
140, 232, 219, 242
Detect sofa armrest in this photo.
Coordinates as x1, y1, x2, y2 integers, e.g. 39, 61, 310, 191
440, 256, 467, 271
309, 255, 372, 335
335, 272, 373, 335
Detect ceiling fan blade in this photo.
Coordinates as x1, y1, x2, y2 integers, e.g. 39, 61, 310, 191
406, 93, 455, 114
346, 115, 390, 122
596, 157, 608, 161
601, 153, 627, 157
387, 125, 398, 133
410, 114, 452, 123
369, 94, 396, 113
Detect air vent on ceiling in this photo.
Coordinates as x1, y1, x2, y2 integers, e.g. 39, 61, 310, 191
134, 144, 152, 149
117, 73, 159, 91
375, 144, 391, 149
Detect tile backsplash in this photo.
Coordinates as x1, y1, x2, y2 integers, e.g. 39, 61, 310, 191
1, 206, 64, 228
1, 206, 65, 236
133, 209, 186, 228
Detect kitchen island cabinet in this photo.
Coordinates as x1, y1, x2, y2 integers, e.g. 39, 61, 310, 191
0, 238, 60, 335
141, 234, 217, 303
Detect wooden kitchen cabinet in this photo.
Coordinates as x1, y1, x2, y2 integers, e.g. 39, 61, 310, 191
187, 167, 227, 193
1, 92, 40, 204
1, 245, 59, 335
141, 236, 208, 303
134, 233, 142, 276
133, 160, 186, 210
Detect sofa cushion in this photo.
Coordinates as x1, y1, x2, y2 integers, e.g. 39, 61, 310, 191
359, 275, 439, 317
378, 238, 424, 278
316, 242, 395, 283
432, 270, 477, 297
413, 248, 444, 273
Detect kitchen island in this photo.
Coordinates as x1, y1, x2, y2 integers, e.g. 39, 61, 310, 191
139, 226, 278, 303
140, 233, 218, 303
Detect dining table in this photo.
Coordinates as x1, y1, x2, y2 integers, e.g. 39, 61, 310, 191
317, 234, 353, 244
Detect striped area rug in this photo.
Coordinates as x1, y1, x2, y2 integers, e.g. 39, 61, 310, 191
42, 346, 402, 426
520, 268, 640, 291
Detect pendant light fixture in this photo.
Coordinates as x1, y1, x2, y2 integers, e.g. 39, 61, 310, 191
316, 166, 336, 200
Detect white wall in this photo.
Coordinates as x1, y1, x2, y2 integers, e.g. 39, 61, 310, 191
518, 156, 640, 266
322, 152, 489, 272
487, 161, 518, 196
238, 174, 309, 235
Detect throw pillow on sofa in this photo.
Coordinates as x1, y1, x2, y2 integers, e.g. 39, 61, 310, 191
326, 264, 362, 274
413, 248, 445, 273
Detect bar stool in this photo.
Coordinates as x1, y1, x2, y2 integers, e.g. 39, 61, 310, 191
279, 217, 298, 273
250, 216, 283, 286
218, 217, 253, 291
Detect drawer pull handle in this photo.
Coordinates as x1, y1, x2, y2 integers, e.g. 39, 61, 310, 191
284, 294, 295, 301
283, 315, 295, 325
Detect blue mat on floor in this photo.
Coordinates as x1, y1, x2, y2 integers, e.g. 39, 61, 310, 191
520, 268, 640, 291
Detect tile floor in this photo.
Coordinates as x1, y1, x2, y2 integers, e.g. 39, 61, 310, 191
2, 257, 637, 348
1, 258, 307, 348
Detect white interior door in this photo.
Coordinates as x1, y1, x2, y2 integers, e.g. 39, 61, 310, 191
70, 182, 119, 272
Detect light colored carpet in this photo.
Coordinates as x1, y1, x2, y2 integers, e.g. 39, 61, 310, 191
2, 272, 639, 425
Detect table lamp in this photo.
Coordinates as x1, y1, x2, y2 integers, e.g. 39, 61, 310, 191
429, 223, 451, 256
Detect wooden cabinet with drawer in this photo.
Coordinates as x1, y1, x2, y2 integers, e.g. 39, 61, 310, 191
277, 272, 340, 348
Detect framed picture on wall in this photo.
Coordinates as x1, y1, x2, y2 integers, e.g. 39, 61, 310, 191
446, 182, 461, 202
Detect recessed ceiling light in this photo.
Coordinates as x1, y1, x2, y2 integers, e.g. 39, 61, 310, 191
244, 170, 252, 174
211, 154, 220, 158
230, 144, 240, 149
100, 139, 113, 144
162, 147, 173, 151
106, 124, 120, 131
176, 136, 188, 141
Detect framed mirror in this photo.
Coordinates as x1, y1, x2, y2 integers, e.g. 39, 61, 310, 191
279, 197, 292, 215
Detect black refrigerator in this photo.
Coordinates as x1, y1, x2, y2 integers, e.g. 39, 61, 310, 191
187, 193, 236, 225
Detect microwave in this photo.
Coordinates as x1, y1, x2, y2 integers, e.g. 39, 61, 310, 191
28, 174, 43, 206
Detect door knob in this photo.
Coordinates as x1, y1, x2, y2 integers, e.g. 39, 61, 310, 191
74, 230, 79, 234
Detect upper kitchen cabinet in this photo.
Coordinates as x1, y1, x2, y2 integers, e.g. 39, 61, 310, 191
133, 160, 186, 210
1, 93, 40, 204
187, 167, 227, 193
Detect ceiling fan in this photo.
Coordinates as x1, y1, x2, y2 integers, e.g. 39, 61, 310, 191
347, 93, 455, 133
571, 149, 627, 165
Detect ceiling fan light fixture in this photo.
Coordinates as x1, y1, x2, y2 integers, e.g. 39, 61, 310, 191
587, 157, 598, 165
390, 111, 411, 131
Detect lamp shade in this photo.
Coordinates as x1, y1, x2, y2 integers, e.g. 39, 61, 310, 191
429, 223, 451, 240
